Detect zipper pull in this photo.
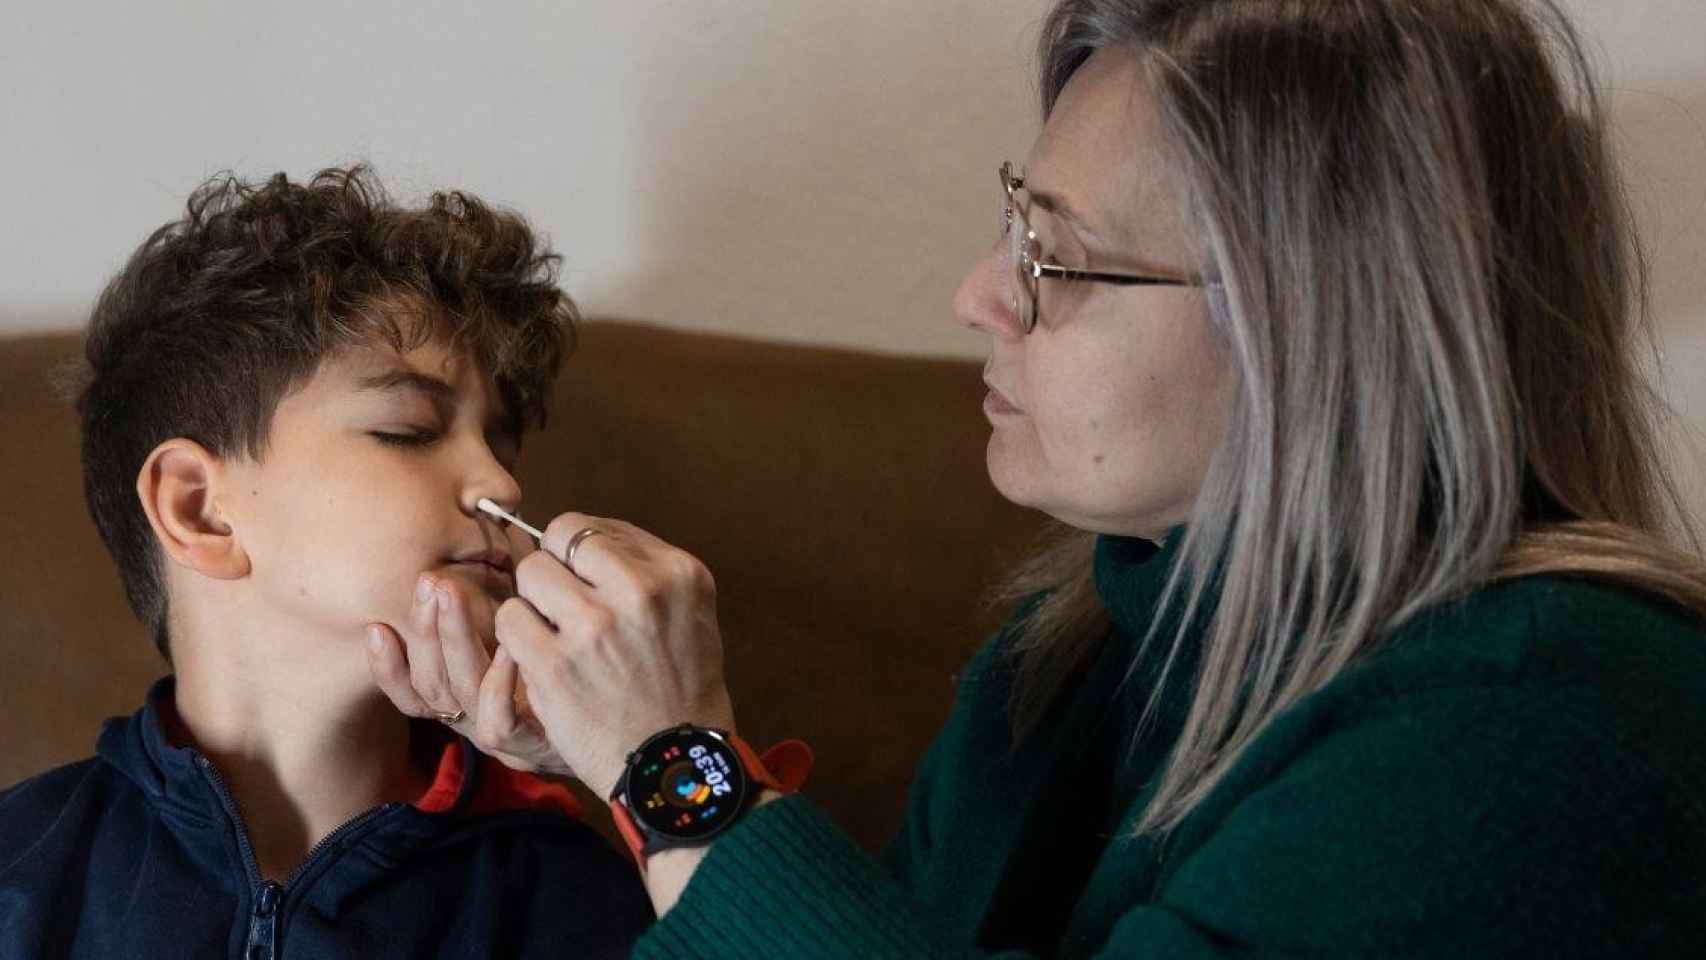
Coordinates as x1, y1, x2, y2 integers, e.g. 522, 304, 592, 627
244, 880, 283, 959
254, 880, 281, 919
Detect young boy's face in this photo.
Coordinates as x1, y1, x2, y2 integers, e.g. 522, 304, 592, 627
217, 333, 525, 653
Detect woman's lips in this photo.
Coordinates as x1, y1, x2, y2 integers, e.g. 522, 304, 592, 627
983, 382, 1023, 416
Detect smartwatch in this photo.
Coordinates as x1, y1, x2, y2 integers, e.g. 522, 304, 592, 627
609, 725, 810, 865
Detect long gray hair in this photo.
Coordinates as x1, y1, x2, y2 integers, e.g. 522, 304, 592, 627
1000, 0, 1706, 835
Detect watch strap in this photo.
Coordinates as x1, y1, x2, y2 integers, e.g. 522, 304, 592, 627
611, 796, 651, 861
738, 736, 814, 794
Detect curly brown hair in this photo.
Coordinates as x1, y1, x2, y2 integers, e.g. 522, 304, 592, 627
73, 164, 574, 660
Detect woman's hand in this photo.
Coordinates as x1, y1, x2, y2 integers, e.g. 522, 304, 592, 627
494, 513, 735, 800
366, 572, 568, 776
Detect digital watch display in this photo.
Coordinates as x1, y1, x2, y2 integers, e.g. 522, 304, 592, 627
615, 726, 753, 845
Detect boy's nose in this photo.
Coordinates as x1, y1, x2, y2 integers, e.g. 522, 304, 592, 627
463, 460, 523, 520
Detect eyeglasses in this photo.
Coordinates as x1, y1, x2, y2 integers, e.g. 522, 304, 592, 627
1000, 161, 1205, 334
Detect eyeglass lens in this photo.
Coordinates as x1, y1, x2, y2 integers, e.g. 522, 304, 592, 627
1003, 174, 1039, 331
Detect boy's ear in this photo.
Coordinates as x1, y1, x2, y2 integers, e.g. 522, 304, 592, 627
136, 439, 251, 581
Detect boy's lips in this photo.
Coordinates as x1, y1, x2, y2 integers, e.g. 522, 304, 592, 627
450, 548, 515, 574
445, 549, 516, 593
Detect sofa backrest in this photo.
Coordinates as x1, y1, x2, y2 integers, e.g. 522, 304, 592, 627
0, 320, 1045, 850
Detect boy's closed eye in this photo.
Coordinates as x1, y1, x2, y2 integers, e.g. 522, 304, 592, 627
371, 429, 440, 447
354, 364, 522, 472
370, 427, 520, 474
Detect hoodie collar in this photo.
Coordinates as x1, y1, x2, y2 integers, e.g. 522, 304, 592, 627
99, 676, 578, 820
96, 676, 223, 827
97, 676, 584, 917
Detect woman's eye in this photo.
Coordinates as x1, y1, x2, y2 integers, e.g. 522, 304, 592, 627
371, 430, 439, 448
1047, 240, 1087, 270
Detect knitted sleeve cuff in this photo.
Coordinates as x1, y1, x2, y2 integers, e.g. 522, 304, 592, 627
633, 794, 962, 960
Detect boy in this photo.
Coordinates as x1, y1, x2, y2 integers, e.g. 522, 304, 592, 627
0, 166, 652, 957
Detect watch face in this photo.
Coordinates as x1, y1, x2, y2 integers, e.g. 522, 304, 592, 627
624, 727, 750, 841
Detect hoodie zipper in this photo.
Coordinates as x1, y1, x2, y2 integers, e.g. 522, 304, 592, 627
194, 754, 401, 959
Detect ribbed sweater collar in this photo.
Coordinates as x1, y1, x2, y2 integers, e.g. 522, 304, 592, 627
1092, 529, 1184, 639
1090, 528, 1214, 728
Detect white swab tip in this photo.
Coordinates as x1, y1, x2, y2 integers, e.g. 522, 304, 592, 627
476, 497, 545, 543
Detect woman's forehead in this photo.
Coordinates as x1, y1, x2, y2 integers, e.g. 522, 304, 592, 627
1027, 47, 1179, 256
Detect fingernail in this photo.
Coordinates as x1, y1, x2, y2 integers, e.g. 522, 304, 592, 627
417, 578, 433, 605
366, 626, 383, 652
435, 584, 453, 608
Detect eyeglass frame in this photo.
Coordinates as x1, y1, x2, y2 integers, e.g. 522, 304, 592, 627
1000, 161, 1208, 333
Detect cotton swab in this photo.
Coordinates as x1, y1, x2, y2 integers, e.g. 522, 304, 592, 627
476, 498, 545, 544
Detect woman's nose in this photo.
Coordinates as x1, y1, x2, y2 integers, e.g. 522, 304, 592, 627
954, 247, 1024, 340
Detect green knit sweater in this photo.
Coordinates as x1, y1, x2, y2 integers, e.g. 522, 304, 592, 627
636, 533, 1706, 958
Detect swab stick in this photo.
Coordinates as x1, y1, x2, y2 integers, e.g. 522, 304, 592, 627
476, 498, 545, 545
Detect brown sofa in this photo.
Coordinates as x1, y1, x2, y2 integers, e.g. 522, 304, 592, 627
0, 321, 1045, 851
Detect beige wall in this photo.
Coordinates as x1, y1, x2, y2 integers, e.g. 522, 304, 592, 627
1563, 0, 1706, 528
0, 0, 1042, 357
4, 0, 1703, 517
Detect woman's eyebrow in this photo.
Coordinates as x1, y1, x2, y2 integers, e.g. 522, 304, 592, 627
1026, 187, 1103, 244
1030, 184, 1186, 275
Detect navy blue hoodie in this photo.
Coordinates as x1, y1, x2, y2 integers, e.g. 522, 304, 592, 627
0, 679, 653, 958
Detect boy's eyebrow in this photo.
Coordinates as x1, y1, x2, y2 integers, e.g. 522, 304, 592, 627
356, 369, 456, 404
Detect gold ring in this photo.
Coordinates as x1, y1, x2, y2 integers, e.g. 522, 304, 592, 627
435, 708, 466, 725
563, 527, 605, 583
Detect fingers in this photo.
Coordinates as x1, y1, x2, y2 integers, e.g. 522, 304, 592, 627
513, 548, 605, 639
528, 512, 713, 615
401, 579, 461, 717
484, 644, 574, 775
475, 645, 523, 755
494, 594, 568, 682
508, 511, 720, 678
491, 514, 735, 798
537, 513, 650, 591
540, 512, 621, 566
366, 622, 437, 718
435, 580, 494, 711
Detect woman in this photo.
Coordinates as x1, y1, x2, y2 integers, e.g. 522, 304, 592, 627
372, 0, 1706, 954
